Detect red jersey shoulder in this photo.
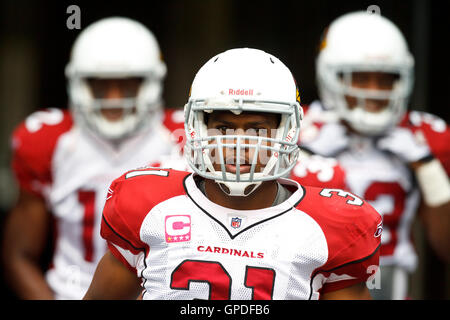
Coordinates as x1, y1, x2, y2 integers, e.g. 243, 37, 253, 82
163, 108, 184, 132
300, 104, 327, 130
301, 104, 311, 114
12, 108, 73, 142
298, 104, 339, 146
297, 185, 381, 294
297, 185, 382, 267
101, 168, 190, 252
11, 108, 73, 196
163, 108, 186, 148
400, 111, 450, 174
290, 154, 347, 189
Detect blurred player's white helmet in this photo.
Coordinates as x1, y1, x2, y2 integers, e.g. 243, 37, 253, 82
65, 17, 167, 140
316, 11, 414, 136
184, 48, 303, 196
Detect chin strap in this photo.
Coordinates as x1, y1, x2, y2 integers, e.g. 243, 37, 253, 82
216, 180, 262, 197
206, 126, 298, 197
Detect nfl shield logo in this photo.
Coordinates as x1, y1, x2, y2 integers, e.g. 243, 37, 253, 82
231, 217, 242, 229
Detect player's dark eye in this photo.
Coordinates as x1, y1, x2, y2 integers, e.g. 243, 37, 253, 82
216, 126, 231, 134
246, 128, 267, 136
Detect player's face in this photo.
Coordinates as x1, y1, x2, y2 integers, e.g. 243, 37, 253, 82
87, 77, 143, 121
344, 71, 399, 113
206, 111, 280, 174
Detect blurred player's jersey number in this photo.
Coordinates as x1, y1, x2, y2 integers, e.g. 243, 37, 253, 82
78, 190, 97, 262
363, 181, 406, 254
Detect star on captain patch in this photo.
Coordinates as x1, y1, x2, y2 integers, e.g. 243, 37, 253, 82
165, 215, 191, 243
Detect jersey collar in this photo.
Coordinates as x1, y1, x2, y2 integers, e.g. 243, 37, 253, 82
183, 173, 305, 239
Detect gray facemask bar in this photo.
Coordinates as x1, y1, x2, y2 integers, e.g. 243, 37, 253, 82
89, 97, 136, 109
184, 98, 301, 183
190, 135, 298, 182
327, 63, 412, 111
339, 65, 410, 97
72, 97, 143, 141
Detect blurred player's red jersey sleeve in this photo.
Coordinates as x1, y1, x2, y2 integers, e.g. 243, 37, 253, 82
400, 111, 450, 175
289, 153, 347, 190
163, 108, 185, 149
10, 108, 73, 197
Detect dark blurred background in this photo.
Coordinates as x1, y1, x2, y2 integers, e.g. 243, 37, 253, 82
0, 0, 449, 299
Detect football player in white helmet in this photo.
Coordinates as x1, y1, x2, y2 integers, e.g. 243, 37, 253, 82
3, 17, 184, 299
316, 12, 414, 137
84, 48, 382, 300
300, 11, 450, 300
184, 48, 302, 199
65, 16, 167, 142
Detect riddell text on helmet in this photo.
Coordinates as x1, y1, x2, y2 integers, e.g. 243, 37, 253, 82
229, 89, 254, 96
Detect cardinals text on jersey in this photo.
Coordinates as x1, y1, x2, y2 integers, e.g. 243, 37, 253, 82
101, 167, 381, 300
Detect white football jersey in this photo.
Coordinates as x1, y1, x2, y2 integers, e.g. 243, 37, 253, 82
101, 168, 381, 300
333, 136, 420, 271
299, 101, 450, 272
11, 108, 185, 299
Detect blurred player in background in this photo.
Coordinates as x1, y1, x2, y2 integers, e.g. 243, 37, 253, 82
299, 11, 450, 299
2, 17, 184, 299
84, 48, 382, 300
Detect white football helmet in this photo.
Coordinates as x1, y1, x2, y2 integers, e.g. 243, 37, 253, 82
316, 11, 414, 136
184, 48, 303, 197
65, 17, 167, 140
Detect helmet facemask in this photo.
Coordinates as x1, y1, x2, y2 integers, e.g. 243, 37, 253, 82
68, 74, 163, 141
318, 64, 413, 136
315, 11, 415, 136
185, 97, 301, 197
